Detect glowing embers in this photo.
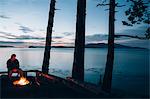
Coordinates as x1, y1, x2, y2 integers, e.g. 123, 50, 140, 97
13, 77, 30, 86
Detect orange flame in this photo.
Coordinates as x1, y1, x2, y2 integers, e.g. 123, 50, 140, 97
13, 77, 30, 86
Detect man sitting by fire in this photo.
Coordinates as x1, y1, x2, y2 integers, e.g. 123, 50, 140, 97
7, 54, 24, 78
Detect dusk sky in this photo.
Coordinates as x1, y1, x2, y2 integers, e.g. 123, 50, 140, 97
0, 0, 149, 48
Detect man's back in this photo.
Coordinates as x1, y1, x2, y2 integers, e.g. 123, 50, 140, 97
7, 59, 19, 71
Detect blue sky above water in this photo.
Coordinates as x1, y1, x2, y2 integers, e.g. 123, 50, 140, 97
0, 0, 149, 48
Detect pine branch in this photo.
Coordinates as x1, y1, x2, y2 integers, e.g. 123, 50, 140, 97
96, 3, 109, 7
116, 5, 126, 7
55, 8, 61, 10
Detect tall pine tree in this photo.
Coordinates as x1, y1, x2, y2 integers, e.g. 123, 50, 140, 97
72, 0, 86, 81
42, 0, 56, 74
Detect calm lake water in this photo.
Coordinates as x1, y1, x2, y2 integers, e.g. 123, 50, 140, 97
0, 48, 149, 97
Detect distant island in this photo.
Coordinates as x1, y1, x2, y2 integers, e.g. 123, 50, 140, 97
85, 43, 146, 49
0, 45, 14, 48
0, 43, 147, 49
28, 43, 147, 49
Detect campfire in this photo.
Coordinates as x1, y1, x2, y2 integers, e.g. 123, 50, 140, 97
13, 77, 30, 86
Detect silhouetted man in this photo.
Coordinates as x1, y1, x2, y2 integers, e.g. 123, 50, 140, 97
7, 54, 23, 78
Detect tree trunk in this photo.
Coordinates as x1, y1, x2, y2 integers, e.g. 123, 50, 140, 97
72, 0, 86, 81
42, 0, 56, 74
102, 0, 115, 93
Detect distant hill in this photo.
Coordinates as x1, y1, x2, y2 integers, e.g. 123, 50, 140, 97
85, 43, 147, 49
28, 43, 147, 49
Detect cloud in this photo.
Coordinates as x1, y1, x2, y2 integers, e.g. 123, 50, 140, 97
0, 35, 12, 39
53, 36, 64, 39
0, 31, 19, 38
0, 25, 149, 48
19, 25, 34, 33
14, 35, 45, 40
85, 34, 108, 43
39, 29, 46, 32
62, 32, 74, 36
52, 42, 74, 46
0, 41, 24, 44
0, 15, 10, 19
85, 33, 149, 49
0, 31, 45, 40
118, 25, 148, 36
0, 31, 66, 41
